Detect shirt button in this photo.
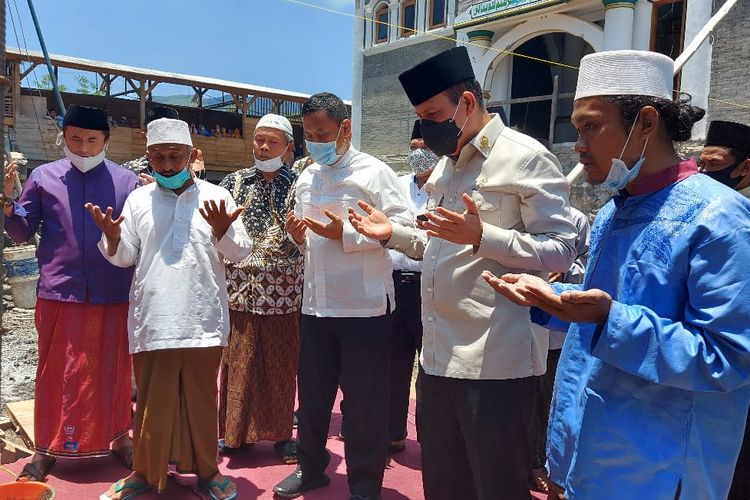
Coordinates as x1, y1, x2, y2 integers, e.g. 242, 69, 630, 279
448, 197, 455, 203
432, 255, 437, 261
427, 287, 433, 293
427, 316, 434, 322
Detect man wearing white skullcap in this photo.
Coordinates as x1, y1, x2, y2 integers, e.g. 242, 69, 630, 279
87, 117, 252, 500
485, 50, 750, 499
216, 114, 304, 464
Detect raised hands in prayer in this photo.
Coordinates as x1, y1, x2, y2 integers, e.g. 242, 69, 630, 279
302, 210, 344, 240
481, 271, 611, 326
421, 193, 483, 246
347, 200, 393, 241
199, 199, 243, 240
3, 161, 18, 198
285, 211, 307, 245
85, 203, 124, 256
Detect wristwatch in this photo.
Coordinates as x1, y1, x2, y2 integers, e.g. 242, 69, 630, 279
0, 193, 15, 207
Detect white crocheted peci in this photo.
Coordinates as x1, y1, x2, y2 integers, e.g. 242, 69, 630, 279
256, 113, 293, 138
146, 118, 193, 147
575, 50, 675, 101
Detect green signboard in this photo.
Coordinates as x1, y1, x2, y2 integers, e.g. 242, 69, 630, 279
469, 0, 562, 20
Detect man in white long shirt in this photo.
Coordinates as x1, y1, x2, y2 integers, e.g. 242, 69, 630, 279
274, 92, 412, 500
387, 119, 439, 453
87, 118, 251, 500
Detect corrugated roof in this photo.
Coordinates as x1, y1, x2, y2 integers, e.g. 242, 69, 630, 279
6, 47, 351, 104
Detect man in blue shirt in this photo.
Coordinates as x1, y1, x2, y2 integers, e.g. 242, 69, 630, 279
484, 50, 750, 499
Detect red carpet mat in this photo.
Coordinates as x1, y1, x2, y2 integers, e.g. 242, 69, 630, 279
2, 392, 546, 499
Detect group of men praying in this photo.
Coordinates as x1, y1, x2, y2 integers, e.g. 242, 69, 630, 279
3, 45, 750, 500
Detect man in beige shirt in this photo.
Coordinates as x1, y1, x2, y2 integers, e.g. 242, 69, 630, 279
349, 46, 576, 500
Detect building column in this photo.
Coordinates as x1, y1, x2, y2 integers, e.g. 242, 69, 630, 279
417, 0, 427, 33
466, 30, 494, 88
631, 0, 653, 50
389, 1, 400, 41
364, 7, 374, 49
602, 0, 637, 51
352, 5, 366, 148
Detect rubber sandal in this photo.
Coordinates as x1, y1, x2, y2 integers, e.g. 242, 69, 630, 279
273, 439, 298, 464
99, 478, 149, 500
203, 477, 238, 500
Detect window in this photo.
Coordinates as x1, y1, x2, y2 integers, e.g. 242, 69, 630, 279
650, 0, 686, 89
402, 0, 416, 37
375, 4, 389, 44
430, 0, 446, 29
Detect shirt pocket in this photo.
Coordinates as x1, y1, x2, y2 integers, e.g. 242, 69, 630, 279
472, 190, 501, 226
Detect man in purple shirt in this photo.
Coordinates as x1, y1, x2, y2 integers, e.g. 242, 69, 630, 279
3, 105, 139, 482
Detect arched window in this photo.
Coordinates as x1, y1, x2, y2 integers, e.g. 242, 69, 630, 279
401, 0, 416, 38
375, 3, 389, 44
429, 0, 446, 30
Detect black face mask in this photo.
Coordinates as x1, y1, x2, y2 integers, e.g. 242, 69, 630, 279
702, 160, 743, 190
420, 102, 468, 157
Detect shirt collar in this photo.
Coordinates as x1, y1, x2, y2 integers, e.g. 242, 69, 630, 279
253, 165, 294, 184
468, 114, 504, 159
627, 158, 699, 196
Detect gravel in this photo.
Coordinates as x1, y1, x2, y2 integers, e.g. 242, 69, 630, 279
1, 284, 38, 411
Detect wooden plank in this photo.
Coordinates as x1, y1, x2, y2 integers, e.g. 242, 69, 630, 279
6, 400, 35, 448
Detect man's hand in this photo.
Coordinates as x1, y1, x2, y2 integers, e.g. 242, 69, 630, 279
286, 211, 307, 245
482, 272, 552, 307
548, 272, 564, 284
421, 193, 482, 246
347, 200, 393, 241
4, 161, 18, 198
303, 210, 344, 240
547, 481, 566, 500
482, 271, 612, 325
139, 173, 155, 185
190, 148, 205, 175
199, 199, 243, 240
85, 203, 124, 256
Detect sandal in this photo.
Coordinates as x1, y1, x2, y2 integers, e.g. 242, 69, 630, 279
273, 439, 298, 464
112, 444, 134, 470
99, 478, 149, 500
17, 456, 56, 482
201, 476, 238, 500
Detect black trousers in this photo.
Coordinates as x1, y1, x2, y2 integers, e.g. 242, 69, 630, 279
389, 271, 423, 442
729, 408, 750, 500
530, 348, 561, 470
420, 370, 536, 500
297, 311, 392, 498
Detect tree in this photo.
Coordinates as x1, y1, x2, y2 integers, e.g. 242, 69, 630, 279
74, 75, 104, 96
37, 73, 67, 92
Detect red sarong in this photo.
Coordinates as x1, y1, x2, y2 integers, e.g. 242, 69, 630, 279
33, 298, 131, 458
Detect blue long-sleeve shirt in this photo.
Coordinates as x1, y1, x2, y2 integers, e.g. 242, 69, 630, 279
5, 158, 138, 304
537, 160, 750, 499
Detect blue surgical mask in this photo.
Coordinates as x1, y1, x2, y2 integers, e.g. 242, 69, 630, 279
602, 114, 649, 191
305, 126, 343, 166
153, 167, 191, 190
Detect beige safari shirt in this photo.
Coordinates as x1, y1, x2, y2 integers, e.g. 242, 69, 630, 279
387, 114, 576, 380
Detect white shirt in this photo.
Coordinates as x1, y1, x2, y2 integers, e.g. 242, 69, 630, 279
295, 146, 412, 317
99, 179, 252, 353
389, 174, 428, 273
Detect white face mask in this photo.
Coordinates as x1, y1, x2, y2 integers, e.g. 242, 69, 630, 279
64, 144, 107, 173
602, 114, 649, 191
254, 153, 285, 173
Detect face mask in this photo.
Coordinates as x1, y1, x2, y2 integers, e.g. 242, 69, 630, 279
702, 160, 743, 189
64, 144, 106, 173
254, 153, 285, 173
419, 101, 470, 157
305, 126, 343, 166
153, 167, 191, 190
408, 148, 440, 176
601, 114, 649, 191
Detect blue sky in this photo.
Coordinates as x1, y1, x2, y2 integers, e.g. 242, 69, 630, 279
6, 0, 356, 100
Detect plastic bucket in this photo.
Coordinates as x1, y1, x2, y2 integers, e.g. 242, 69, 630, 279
3, 246, 39, 279
0, 481, 55, 499
3, 245, 39, 309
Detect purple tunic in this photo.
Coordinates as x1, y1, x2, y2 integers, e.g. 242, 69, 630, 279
5, 158, 139, 304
